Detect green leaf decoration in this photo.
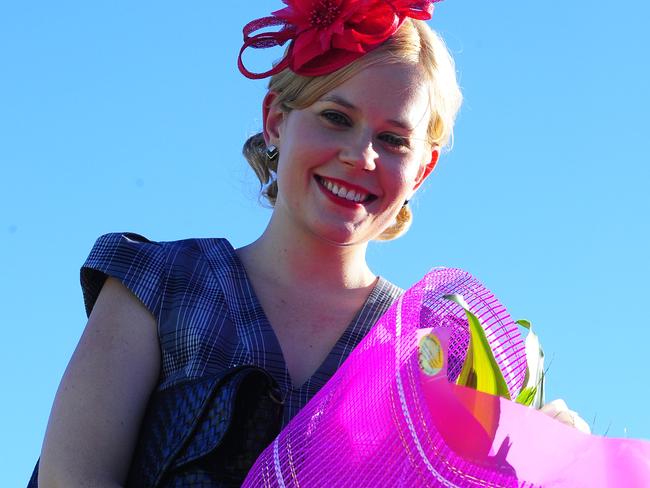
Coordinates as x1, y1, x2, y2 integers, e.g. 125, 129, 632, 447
444, 294, 511, 400
515, 386, 537, 407
518, 319, 546, 409
516, 319, 532, 330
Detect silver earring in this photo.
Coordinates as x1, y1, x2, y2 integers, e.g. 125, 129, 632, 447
266, 144, 279, 161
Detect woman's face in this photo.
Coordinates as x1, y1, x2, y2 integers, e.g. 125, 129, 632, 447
265, 62, 438, 246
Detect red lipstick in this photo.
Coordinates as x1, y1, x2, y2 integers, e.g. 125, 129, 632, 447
315, 175, 375, 209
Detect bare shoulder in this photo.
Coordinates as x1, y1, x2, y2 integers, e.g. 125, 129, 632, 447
92, 276, 158, 331
38, 277, 161, 487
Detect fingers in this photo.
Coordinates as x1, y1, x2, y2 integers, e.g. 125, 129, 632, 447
540, 398, 568, 416
541, 399, 591, 435
570, 413, 591, 434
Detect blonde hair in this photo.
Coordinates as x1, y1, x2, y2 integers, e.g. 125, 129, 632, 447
242, 19, 462, 240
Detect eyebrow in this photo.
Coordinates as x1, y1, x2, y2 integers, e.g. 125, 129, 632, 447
319, 94, 414, 131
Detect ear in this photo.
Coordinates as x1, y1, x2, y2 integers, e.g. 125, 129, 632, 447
411, 146, 440, 193
262, 91, 285, 147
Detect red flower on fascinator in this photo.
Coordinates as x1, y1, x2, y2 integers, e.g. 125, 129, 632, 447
238, 0, 439, 79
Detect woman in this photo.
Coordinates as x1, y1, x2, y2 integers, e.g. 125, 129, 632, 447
35, 2, 584, 486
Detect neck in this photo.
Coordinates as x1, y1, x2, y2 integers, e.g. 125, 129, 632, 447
237, 213, 376, 292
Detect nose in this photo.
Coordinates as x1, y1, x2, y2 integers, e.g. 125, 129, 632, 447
338, 129, 378, 171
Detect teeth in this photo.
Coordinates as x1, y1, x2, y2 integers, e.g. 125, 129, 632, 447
319, 176, 369, 203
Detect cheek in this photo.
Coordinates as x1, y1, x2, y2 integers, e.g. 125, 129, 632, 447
297, 128, 341, 158
403, 147, 431, 186
275, 153, 303, 195
385, 159, 423, 194
294, 110, 352, 152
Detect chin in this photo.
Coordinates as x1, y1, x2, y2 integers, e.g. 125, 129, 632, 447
308, 223, 380, 248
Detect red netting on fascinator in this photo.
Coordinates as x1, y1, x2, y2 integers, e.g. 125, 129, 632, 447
238, 0, 440, 79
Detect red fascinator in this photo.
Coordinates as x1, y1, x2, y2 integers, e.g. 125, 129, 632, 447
238, 0, 439, 79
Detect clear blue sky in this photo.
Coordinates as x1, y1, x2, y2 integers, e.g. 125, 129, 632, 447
2, 1, 649, 485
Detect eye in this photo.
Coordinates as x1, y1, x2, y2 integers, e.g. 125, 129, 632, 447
379, 133, 411, 150
320, 110, 351, 127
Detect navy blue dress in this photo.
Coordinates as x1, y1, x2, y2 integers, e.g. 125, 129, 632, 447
81, 232, 404, 426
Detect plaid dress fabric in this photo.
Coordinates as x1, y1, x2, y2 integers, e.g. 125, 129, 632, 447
81, 232, 404, 426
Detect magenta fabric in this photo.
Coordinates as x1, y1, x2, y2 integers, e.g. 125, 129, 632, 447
242, 268, 650, 487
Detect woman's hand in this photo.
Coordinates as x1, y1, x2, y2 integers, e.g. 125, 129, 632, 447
541, 399, 591, 434
38, 277, 161, 487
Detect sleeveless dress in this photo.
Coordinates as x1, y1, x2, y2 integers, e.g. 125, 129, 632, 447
80, 232, 404, 426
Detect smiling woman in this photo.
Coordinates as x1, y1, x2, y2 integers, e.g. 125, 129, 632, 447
31, 1, 643, 487
232, 16, 463, 400
263, 63, 436, 246
243, 18, 461, 241
34, 4, 466, 485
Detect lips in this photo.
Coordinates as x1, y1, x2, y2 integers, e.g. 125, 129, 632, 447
315, 175, 377, 204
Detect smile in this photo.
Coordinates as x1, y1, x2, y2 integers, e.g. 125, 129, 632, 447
315, 176, 376, 204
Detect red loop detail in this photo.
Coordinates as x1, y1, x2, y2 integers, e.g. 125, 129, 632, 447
238, 16, 295, 79
238, 1, 441, 80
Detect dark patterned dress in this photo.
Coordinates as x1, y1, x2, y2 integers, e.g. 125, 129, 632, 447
81, 232, 404, 427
